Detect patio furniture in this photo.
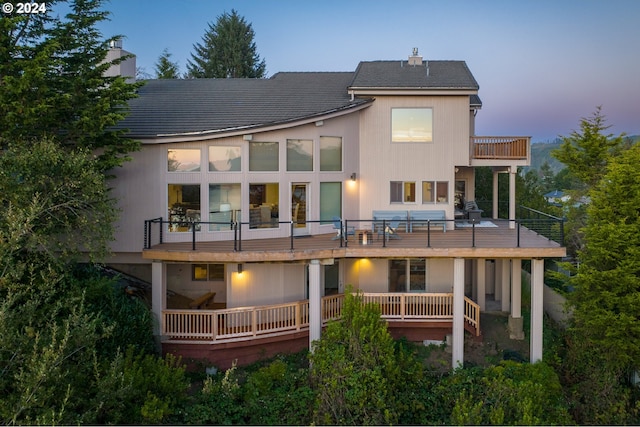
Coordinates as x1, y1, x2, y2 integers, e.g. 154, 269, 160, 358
332, 216, 355, 240
377, 216, 402, 241
408, 210, 446, 232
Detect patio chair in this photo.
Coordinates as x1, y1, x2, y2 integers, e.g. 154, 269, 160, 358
378, 216, 402, 241
332, 216, 355, 240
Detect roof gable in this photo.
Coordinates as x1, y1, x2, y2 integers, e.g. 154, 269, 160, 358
349, 60, 479, 90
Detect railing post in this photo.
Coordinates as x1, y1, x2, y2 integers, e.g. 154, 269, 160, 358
295, 302, 301, 331
192, 223, 196, 250
252, 310, 257, 336
341, 219, 345, 248
212, 312, 218, 341
144, 220, 148, 249
290, 221, 294, 250
233, 221, 237, 252
471, 219, 476, 247
238, 221, 242, 252
427, 221, 431, 247
382, 219, 387, 248
516, 220, 521, 247
159, 217, 163, 244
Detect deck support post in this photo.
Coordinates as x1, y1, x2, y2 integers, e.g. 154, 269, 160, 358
509, 259, 524, 339
308, 259, 322, 352
151, 261, 167, 349
530, 258, 544, 362
476, 259, 486, 310
492, 169, 499, 219
501, 259, 511, 312
509, 167, 517, 229
452, 258, 465, 369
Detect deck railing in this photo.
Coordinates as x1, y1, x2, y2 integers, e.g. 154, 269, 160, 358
162, 292, 480, 343
144, 216, 565, 250
471, 136, 530, 160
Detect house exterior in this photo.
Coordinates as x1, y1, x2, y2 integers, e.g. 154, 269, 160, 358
108, 49, 565, 369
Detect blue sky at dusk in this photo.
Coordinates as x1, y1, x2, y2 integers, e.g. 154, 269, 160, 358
57, 0, 640, 142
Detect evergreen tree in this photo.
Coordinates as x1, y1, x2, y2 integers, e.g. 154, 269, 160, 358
568, 143, 640, 369
187, 9, 266, 78
154, 48, 180, 79
0, 0, 141, 171
552, 107, 628, 255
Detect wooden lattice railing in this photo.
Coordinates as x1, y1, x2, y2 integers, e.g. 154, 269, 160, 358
163, 292, 480, 342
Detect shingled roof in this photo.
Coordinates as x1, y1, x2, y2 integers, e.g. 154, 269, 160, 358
118, 72, 367, 138
349, 60, 479, 90
117, 59, 481, 139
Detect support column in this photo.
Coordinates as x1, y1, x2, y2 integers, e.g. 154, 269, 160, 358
509, 166, 517, 229
492, 169, 499, 219
151, 261, 167, 346
530, 258, 544, 362
308, 259, 322, 351
452, 258, 465, 369
476, 259, 486, 310
501, 259, 511, 312
509, 259, 524, 339
494, 259, 502, 303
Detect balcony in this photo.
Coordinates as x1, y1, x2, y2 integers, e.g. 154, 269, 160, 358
470, 136, 530, 165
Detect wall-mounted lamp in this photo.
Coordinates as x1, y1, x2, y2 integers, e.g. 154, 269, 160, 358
237, 264, 243, 274
350, 173, 357, 182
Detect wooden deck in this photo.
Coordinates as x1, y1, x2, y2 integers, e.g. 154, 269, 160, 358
144, 220, 566, 262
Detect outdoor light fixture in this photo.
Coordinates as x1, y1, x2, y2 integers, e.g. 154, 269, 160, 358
237, 264, 243, 274
350, 173, 357, 182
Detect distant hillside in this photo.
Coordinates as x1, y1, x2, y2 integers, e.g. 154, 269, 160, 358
524, 135, 639, 174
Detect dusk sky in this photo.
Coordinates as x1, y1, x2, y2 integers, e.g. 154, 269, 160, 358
59, 0, 639, 142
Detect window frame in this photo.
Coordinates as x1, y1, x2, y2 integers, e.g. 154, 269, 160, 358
390, 181, 416, 204
422, 181, 449, 204
391, 107, 433, 143
208, 145, 242, 172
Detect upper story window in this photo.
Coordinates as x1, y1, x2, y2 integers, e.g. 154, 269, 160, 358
320, 136, 342, 171
391, 108, 433, 143
390, 181, 416, 203
168, 149, 201, 172
209, 146, 241, 171
287, 139, 313, 171
249, 142, 279, 171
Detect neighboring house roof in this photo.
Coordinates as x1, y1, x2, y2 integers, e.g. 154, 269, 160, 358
544, 190, 565, 199
349, 60, 480, 90
117, 72, 369, 138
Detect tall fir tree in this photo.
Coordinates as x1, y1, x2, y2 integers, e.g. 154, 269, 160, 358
187, 9, 266, 78
154, 48, 180, 79
0, 0, 141, 171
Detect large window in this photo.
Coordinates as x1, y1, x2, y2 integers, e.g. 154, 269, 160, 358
249, 183, 279, 228
392, 108, 433, 143
390, 181, 416, 203
422, 181, 449, 204
287, 139, 313, 171
209, 146, 241, 171
389, 259, 426, 292
320, 182, 341, 224
320, 136, 342, 171
249, 142, 278, 171
168, 149, 201, 172
209, 183, 240, 230
168, 184, 201, 232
